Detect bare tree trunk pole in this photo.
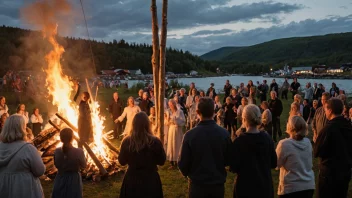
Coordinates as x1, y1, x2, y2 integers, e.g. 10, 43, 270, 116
158, 0, 168, 144
151, 0, 160, 134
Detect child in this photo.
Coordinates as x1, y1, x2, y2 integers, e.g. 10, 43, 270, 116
149, 107, 157, 136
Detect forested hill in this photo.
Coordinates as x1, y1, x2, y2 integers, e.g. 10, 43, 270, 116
201, 32, 352, 64
0, 25, 216, 76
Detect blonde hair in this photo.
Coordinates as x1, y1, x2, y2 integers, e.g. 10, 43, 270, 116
242, 104, 262, 126
0, 115, 27, 143
287, 116, 308, 140
290, 102, 301, 117
294, 94, 302, 103
125, 112, 155, 152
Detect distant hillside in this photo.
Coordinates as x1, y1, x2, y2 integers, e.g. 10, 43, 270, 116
0, 25, 217, 76
201, 33, 352, 64
200, 46, 245, 60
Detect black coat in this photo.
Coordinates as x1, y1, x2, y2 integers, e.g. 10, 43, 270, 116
268, 98, 283, 117
314, 116, 352, 172
108, 98, 123, 119
78, 100, 93, 143
118, 136, 166, 198
230, 132, 277, 198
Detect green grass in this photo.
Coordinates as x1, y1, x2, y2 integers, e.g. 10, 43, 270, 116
2, 89, 352, 197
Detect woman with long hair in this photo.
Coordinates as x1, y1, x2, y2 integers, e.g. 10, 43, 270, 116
16, 103, 29, 125
230, 104, 277, 198
276, 116, 315, 198
52, 128, 87, 198
78, 92, 93, 147
118, 112, 166, 198
289, 102, 302, 118
0, 115, 45, 198
167, 99, 185, 169
115, 96, 141, 136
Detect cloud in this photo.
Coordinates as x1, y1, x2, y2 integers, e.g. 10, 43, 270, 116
85, 0, 303, 30
190, 29, 233, 36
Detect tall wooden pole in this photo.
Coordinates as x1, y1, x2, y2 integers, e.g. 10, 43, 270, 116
158, 0, 168, 144
151, 0, 160, 138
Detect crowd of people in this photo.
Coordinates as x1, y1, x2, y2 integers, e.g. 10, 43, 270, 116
0, 77, 352, 198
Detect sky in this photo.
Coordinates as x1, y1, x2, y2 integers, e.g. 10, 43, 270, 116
1, 0, 352, 55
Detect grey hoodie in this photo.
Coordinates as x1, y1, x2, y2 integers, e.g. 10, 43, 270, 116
276, 137, 315, 195
0, 141, 45, 198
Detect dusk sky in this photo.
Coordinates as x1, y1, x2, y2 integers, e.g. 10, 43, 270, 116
1, 0, 352, 55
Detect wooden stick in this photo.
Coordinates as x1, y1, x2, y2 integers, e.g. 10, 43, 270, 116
95, 86, 99, 102
48, 120, 108, 176
102, 137, 120, 155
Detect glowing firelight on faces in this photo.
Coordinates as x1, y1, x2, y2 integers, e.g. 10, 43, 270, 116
44, 25, 108, 164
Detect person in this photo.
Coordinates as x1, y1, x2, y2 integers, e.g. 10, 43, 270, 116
270, 79, 279, 96
188, 95, 200, 129
0, 113, 9, 132
0, 115, 45, 198
13, 77, 23, 105
118, 112, 166, 198
223, 97, 236, 135
281, 78, 289, 100
290, 77, 300, 99
248, 86, 257, 105
199, 90, 205, 98
30, 108, 43, 137
230, 88, 242, 108
52, 128, 87, 198
342, 104, 349, 119
16, 103, 29, 125
109, 92, 124, 139
230, 104, 277, 198
329, 82, 339, 97
236, 97, 248, 128
268, 91, 283, 142
214, 95, 222, 114
149, 107, 157, 136
115, 97, 141, 136
238, 82, 248, 97
186, 89, 198, 129
259, 80, 269, 102
178, 97, 231, 198
0, 96, 9, 117
246, 80, 255, 94
179, 88, 188, 114
276, 116, 315, 198
135, 89, 144, 105
289, 102, 302, 118
260, 101, 273, 137
78, 92, 93, 147
223, 80, 232, 103
294, 94, 304, 115
349, 108, 352, 124
206, 83, 217, 99
260, 101, 272, 138
139, 92, 154, 115
304, 82, 314, 103
312, 92, 330, 142
302, 99, 311, 122
188, 82, 196, 96
314, 98, 352, 198
313, 83, 322, 100
167, 99, 185, 169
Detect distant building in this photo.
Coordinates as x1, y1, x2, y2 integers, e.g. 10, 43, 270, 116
129, 69, 143, 75
292, 66, 312, 75
189, 70, 198, 76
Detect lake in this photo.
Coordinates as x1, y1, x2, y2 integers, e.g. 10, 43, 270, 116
127, 75, 352, 94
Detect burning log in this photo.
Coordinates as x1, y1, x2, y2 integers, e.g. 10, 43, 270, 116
41, 140, 60, 157
32, 127, 58, 148
102, 137, 120, 155
48, 120, 108, 176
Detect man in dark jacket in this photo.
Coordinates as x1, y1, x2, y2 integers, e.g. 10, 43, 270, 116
108, 92, 123, 139
314, 98, 352, 198
259, 80, 269, 102
269, 79, 279, 96
223, 80, 232, 103
268, 91, 283, 142
139, 92, 153, 115
178, 97, 231, 198
290, 77, 300, 99
313, 83, 322, 100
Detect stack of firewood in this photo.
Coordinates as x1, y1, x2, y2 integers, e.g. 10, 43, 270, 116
33, 114, 125, 181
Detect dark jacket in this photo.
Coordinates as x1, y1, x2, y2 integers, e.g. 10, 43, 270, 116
108, 98, 124, 119
178, 120, 231, 185
303, 105, 311, 121
313, 87, 322, 100
268, 98, 283, 117
314, 116, 352, 172
118, 136, 166, 198
230, 131, 277, 198
224, 84, 233, 97
290, 82, 300, 91
270, 82, 278, 93
223, 103, 236, 122
206, 87, 217, 99
139, 99, 153, 115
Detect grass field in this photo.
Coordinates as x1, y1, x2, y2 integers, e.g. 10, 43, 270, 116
2, 87, 352, 198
